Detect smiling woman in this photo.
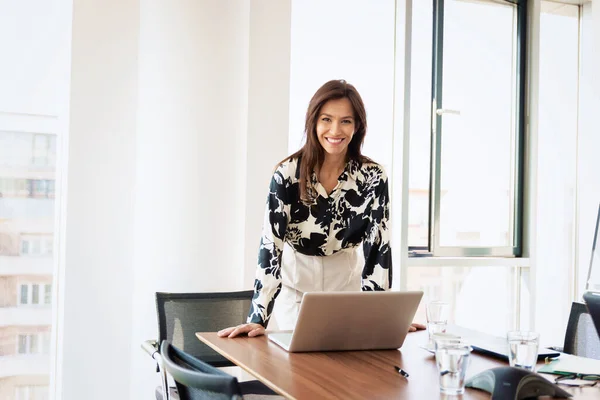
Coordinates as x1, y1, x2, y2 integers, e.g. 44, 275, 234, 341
217, 79, 425, 339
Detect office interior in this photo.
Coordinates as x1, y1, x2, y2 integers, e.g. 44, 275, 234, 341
0, 0, 599, 399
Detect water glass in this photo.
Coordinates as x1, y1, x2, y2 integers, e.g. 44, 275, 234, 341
433, 333, 462, 353
426, 301, 450, 340
435, 341, 472, 395
507, 331, 539, 371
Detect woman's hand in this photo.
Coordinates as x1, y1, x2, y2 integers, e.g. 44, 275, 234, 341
217, 323, 265, 338
408, 322, 426, 332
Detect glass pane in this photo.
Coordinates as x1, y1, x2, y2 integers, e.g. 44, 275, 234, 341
577, 2, 600, 295
32, 239, 41, 255
408, 0, 434, 248
1, 131, 56, 393
32, 285, 40, 304
21, 240, 30, 255
20, 285, 29, 304
18, 335, 27, 354
438, 0, 517, 247
407, 266, 519, 336
30, 334, 38, 353
44, 284, 52, 304
537, 1, 579, 344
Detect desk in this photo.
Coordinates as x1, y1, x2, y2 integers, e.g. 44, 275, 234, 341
197, 330, 598, 399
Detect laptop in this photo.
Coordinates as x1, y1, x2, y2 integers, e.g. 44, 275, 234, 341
267, 291, 423, 352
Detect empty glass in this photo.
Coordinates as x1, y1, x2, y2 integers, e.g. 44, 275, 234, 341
426, 301, 450, 341
435, 341, 472, 395
507, 331, 539, 371
433, 333, 463, 352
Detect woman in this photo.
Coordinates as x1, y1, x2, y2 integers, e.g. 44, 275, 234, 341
219, 79, 424, 338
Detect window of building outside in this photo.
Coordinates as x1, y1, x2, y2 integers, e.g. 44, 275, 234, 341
15, 386, 49, 400
0, 131, 56, 398
18, 283, 52, 306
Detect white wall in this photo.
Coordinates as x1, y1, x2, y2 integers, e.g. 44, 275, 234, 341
288, 0, 396, 174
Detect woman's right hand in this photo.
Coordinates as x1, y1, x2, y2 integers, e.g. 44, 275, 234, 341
217, 323, 265, 338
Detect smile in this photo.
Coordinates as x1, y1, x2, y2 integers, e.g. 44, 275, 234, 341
326, 137, 344, 144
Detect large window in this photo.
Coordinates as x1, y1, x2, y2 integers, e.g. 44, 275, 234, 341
0, 131, 57, 395
409, 0, 526, 257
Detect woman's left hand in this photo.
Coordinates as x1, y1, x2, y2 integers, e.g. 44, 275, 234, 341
408, 322, 426, 332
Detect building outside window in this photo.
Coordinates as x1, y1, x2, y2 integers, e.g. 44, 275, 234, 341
0, 130, 56, 397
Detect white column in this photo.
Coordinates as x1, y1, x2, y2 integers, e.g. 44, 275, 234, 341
60, 1, 292, 398
58, 0, 139, 399
243, 0, 292, 288
129, 0, 252, 398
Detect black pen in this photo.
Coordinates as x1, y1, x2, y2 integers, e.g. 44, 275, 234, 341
394, 365, 409, 378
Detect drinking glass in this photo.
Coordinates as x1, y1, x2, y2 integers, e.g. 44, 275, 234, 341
426, 301, 450, 341
507, 331, 539, 371
435, 341, 472, 395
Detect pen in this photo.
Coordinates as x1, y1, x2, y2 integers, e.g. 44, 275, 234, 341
394, 365, 409, 378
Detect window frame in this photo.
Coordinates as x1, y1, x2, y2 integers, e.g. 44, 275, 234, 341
425, 0, 527, 257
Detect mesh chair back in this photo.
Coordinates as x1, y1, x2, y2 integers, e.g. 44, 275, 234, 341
160, 341, 243, 400
156, 291, 254, 367
563, 302, 600, 360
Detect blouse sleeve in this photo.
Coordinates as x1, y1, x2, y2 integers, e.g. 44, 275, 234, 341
247, 167, 290, 327
361, 169, 393, 291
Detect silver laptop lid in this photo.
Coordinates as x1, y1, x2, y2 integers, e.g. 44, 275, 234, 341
282, 291, 423, 352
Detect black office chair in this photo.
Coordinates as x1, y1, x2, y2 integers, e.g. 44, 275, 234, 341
142, 291, 276, 400
161, 341, 280, 400
562, 301, 600, 360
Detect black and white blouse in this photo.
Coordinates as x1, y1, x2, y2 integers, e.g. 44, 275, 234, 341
247, 157, 392, 327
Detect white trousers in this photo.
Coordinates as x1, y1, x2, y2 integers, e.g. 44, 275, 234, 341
272, 243, 362, 330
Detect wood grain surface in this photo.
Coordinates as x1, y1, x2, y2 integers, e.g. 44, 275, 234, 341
197, 330, 599, 399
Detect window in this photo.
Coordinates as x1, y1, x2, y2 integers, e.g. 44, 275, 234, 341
32, 285, 40, 304
15, 385, 49, 400
407, 266, 524, 336
409, 0, 527, 257
18, 283, 51, 306
32, 134, 52, 166
20, 235, 53, 256
44, 284, 52, 304
17, 333, 47, 355
20, 284, 29, 304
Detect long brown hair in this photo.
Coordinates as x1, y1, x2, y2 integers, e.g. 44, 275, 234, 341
280, 79, 371, 204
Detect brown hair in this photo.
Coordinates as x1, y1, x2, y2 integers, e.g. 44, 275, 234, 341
280, 79, 371, 204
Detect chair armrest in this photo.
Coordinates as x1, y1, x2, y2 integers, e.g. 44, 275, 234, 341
142, 339, 159, 359
142, 340, 170, 400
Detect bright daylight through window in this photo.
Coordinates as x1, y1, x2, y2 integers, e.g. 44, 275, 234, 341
0, 132, 56, 399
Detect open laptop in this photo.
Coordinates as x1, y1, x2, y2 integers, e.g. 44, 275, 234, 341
267, 291, 423, 352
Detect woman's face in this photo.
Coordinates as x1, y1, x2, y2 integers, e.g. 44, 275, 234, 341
315, 97, 355, 160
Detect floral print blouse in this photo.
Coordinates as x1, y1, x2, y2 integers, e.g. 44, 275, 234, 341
247, 157, 392, 327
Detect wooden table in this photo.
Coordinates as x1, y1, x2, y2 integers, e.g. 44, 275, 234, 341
197, 330, 599, 399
